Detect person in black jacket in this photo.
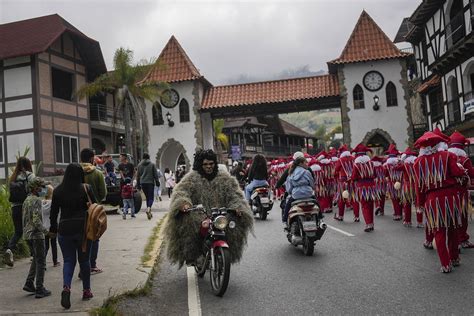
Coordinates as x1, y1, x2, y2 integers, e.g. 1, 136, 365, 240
244, 154, 269, 202
50, 163, 97, 309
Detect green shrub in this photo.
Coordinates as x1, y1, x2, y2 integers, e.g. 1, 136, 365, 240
0, 185, 30, 262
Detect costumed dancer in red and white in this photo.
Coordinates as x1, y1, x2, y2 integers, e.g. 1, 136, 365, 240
448, 131, 474, 249
351, 143, 379, 232
400, 147, 422, 227
334, 145, 360, 222
329, 147, 339, 208
384, 144, 404, 221
372, 156, 386, 216
413, 131, 468, 272
309, 158, 324, 201
316, 151, 333, 213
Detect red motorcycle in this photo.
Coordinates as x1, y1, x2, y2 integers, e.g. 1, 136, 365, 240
190, 205, 237, 297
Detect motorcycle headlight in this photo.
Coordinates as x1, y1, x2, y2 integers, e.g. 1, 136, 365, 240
213, 215, 228, 231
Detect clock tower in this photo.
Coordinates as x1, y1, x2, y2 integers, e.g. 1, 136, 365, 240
328, 11, 413, 154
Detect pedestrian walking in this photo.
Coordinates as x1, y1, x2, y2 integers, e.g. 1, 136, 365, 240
413, 131, 467, 273
80, 148, 107, 276
137, 153, 160, 220
121, 178, 135, 219
384, 144, 404, 221
22, 177, 52, 298
50, 163, 96, 309
3, 156, 35, 267
351, 143, 379, 232
42, 184, 60, 267
155, 167, 163, 201
400, 147, 421, 227
164, 168, 175, 198
334, 145, 360, 221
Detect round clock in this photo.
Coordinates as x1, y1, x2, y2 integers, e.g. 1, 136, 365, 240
363, 71, 384, 91
160, 89, 180, 108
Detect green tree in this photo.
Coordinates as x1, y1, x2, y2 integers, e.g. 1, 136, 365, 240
77, 48, 168, 157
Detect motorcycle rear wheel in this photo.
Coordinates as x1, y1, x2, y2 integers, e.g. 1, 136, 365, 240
258, 206, 268, 220
210, 247, 231, 297
303, 236, 314, 256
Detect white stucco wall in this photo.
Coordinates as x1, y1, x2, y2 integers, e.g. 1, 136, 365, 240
6, 132, 35, 163
4, 66, 32, 98
5, 98, 33, 113
343, 59, 410, 148
146, 81, 201, 169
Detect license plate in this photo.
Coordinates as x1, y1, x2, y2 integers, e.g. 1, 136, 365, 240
302, 221, 317, 232
260, 197, 270, 204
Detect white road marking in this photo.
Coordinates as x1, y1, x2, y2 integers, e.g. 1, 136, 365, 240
326, 224, 355, 237
187, 266, 202, 316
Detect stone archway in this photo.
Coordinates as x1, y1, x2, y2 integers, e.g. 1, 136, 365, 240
155, 138, 191, 173
362, 128, 394, 156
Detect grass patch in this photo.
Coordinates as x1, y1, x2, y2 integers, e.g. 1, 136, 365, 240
90, 217, 167, 316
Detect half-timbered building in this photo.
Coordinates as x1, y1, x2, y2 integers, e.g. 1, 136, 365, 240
404, 0, 474, 136
0, 14, 107, 179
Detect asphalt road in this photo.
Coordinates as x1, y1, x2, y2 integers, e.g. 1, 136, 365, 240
118, 203, 474, 315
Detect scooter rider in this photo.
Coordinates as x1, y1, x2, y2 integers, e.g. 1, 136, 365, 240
164, 149, 254, 268
244, 154, 269, 203
282, 156, 315, 228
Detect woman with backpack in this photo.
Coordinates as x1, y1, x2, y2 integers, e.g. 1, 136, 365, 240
49, 163, 97, 309
4, 157, 35, 267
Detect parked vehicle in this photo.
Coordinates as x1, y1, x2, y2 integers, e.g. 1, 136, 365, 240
250, 186, 273, 220
191, 205, 237, 297
285, 198, 326, 256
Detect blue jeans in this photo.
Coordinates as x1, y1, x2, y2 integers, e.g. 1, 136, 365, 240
90, 240, 99, 269
141, 183, 155, 208
245, 179, 269, 201
58, 234, 91, 289
123, 198, 135, 216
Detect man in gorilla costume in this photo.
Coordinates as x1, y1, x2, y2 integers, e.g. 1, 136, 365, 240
165, 149, 254, 268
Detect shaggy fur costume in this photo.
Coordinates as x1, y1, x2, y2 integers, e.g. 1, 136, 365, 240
165, 170, 254, 268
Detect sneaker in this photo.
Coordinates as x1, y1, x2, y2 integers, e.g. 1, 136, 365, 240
23, 281, 36, 293
146, 208, 153, 220
423, 241, 433, 249
461, 241, 474, 249
354, 217, 360, 222
416, 223, 424, 228
35, 287, 51, 298
61, 287, 71, 309
122, 213, 126, 220
4, 249, 14, 267
375, 208, 381, 216
403, 221, 412, 227
451, 258, 460, 267
393, 216, 402, 221
159, 196, 162, 201
440, 265, 452, 273
131, 215, 136, 218
334, 216, 343, 221
82, 289, 94, 301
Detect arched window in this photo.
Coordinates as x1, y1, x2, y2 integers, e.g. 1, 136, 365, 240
386, 82, 398, 106
179, 99, 190, 122
152, 102, 164, 125
353, 84, 364, 109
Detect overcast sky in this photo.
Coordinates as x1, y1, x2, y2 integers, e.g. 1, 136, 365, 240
1, 0, 421, 85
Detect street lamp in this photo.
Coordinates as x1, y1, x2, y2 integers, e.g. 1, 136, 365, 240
373, 95, 380, 111
166, 112, 175, 127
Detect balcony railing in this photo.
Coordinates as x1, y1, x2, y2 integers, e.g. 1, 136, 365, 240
447, 99, 462, 126
89, 103, 123, 125
445, 11, 466, 50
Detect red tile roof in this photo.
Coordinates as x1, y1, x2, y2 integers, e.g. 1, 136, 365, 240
417, 74, 441, 93
140, 36, 203, 84
0, 14, 106, 78
329, 11, 410, 65
201, 74, 339, 109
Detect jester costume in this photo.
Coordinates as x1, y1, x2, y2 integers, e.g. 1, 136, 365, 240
351, 144, 379, 232
414, 132, 467, 272
334, 145, 360, 221
401, 148, 422, 227
448, 131, 474, 249
316, 152, 334, 213
384, 144, 404, 221
372, 156, 386, 216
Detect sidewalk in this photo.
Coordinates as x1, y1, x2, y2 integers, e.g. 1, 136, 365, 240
0, 198, 170, 315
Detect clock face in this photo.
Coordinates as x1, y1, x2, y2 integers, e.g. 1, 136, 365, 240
363, 71, 384, 91
160, 89, 180, 108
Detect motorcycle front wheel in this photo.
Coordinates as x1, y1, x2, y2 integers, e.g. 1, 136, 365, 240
210, 247, 231, 297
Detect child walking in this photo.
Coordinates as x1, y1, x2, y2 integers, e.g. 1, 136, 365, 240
121, 177, 135, 219
22, 177, 52, 298
42, 185, 60, 267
